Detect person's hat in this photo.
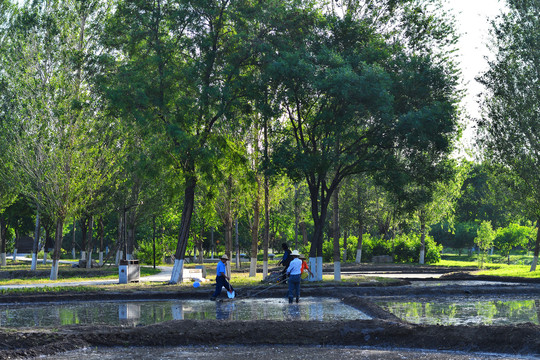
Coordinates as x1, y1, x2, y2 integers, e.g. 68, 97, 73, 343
291, 250, 300, 256
299, 254, 306, 259
220, 254, 229, 260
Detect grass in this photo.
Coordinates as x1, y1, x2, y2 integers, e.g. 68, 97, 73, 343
0, 285, 105, 295
436, 253, 540, 278
0, 262, 161, 285
476, 265, 540, 278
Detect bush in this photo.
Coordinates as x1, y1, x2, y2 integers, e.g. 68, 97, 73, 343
393, 233, 441, 264
321, 236, 361, 262
135, 240, 167, 265
322, 232, 442, 264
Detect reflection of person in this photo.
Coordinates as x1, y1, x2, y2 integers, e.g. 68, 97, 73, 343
286, 304, 301, 320
210, 255, 233, 301
299, 254, 313, 280
216, 302, 235, 320
286, 250, 302, 304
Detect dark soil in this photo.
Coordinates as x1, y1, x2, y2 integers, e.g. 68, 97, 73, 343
1, 269, 540, 359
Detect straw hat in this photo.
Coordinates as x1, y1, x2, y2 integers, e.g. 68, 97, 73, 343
299, 254, 306, 259
291, 250, 300, 256
220, 254, 229, 260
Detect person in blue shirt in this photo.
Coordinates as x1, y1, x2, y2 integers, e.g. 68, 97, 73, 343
286, 250, 302, 304
278, 243, 292, 281
210, 254, 233, 301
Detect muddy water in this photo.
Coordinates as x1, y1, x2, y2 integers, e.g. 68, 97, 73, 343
379, 297, 540, 325
0, 297, 369, 327
37, 345, 532, 360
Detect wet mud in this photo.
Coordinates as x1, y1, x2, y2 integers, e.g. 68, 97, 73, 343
1, 272, 540, 359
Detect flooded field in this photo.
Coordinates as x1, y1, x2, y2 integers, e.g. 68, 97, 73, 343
378, 297, 540, 325
0, 297, 370, 327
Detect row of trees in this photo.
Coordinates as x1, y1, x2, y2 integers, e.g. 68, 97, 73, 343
1, 0, 537, 281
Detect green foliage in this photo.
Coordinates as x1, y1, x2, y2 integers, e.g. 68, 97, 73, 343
494, 223, 535, 263
322, 233, 441, 264
475, 221, 496, 268
477, 0, 540, 225
135, 239, 167, 266
322, 236, 358, 262
393, 233, 442, 264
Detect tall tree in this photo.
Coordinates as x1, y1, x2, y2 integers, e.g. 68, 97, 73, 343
2, 1, 119, 279
101, 0, 261, 283
477, 0, 540, 270
269, 4, 460, 280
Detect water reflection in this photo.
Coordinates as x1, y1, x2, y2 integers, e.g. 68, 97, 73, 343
216, 302, 235, 320
0, 297, 368, 327
379, 298, 540, 326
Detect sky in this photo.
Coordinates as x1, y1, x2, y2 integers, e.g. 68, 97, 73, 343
445, 0, 506, 152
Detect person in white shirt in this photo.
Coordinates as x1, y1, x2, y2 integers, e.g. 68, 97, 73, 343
286, 250, 302, 304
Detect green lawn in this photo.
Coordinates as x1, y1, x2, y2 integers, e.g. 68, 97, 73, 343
436, 253, 540, 278
0, 261, 161, 285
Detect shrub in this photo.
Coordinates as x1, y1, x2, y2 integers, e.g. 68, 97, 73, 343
135, 240, 167, 265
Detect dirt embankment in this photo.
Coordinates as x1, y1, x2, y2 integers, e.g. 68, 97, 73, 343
1, 315, 539, 359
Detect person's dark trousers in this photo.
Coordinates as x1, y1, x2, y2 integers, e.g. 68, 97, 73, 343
212, 275, 231, 298
287, 274, 301, 303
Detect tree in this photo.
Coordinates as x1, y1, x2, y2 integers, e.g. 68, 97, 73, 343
411, 160, 465, 264
101, 0, 262, 283
456, 162, 515, 227
494, 223, 534, 265
2, 1, 119, 279
269, 3, 460, 280
477, 0, 540, 271
475, 220, 496, 269
0, 0, 20, 264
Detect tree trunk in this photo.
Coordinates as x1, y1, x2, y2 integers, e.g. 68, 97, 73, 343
235, 218, 240, 269
294, 183, 299, 249
115, 213, 123, 266
223, 176, 234, 278
99, 217, 104, 265
44, 224, 54, 265
31, 205, 41, 271
356, 220, 364, 264
71, 219, 76, 259
300, 221, 307, 246
308, 185, 330, 282
211, 227, 215, 259
198, 222, 204, 264
530, 218, 540, 271
0, 216, 6, 267
126, 209, 136, 260
170, 174, 197, 284
12, 229, 19, 261
250, 175, 260, 277
262, 111, 270, 279
49, 218, 64, 280
332, 186, 341, 281
309, 216, 326, 281
86, 216, 94, 269
343, 230, 348, 262
419, 215, 426, 265
80, 217, 88, 261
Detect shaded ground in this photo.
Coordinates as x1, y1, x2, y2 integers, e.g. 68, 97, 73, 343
1, 266, 540, 359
